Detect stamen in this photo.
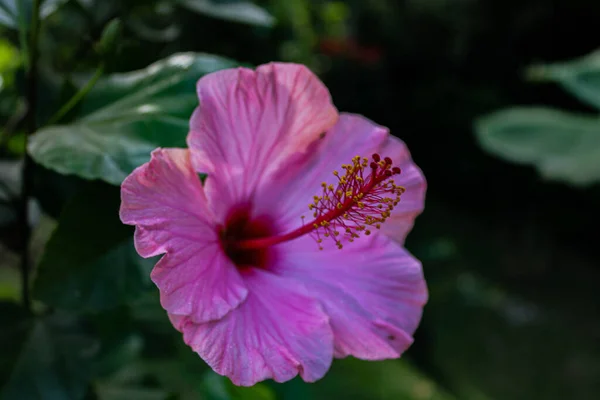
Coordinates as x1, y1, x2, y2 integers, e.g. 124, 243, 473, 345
232, 153, 405, 250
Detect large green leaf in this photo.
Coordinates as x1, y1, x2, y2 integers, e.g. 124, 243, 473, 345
28, 53, 240, 185
178, 0, 275, 27
528, 49, 600, 110
475, 106, 600, 186
32, 184, 155, 312
0, 311, 98, 400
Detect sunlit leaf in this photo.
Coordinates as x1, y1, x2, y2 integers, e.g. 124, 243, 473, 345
475, 106, 600, 186
178, 0, 275, 27
32, 184, 154, 312
28, 53, 240, 185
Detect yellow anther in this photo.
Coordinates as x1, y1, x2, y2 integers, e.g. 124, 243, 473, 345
307, 153, 406, 250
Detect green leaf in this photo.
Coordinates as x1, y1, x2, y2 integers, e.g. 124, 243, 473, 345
97, 18, 123, 57
95, 361, 171, 400
203, 373, 276, 400
32, 184, 154, 312
0, 311, 98, 400
475, 106, 600, 186
96, 385, 170, 400
0, 302, 30, 388
0, 0, 68, 29
28, 53, 240, 185
528, 49, 600, 110
272, 358, 454, 400
178, 0, 275, 27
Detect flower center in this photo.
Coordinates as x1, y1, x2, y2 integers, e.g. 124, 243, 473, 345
220, 207, 278, 270
231, 153, 405, 251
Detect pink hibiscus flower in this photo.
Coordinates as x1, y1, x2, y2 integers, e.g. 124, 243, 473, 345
120, 63, 427, 386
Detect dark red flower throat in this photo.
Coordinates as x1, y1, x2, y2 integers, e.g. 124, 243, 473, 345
221, 208, 278, 270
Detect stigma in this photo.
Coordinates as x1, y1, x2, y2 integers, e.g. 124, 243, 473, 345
304, 153, 404, 250
231, 153, 405, 251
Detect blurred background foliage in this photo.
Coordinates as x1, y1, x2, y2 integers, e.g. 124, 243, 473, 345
1, 0, 600, 399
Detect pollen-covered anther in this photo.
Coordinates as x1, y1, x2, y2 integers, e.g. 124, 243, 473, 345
305, 153, 405, 249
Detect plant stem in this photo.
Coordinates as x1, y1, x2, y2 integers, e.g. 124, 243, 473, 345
46, 64, 105, 126
20, 0, 42, 313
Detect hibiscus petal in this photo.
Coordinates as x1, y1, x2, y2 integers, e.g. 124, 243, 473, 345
255, 113, 425, 245
378, 135, 427, 244
278, 234, 427, 360
253, 113, 388, 228
174, 268, 334, 386
188, 63, 338, 220
120, 148, 247, 323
